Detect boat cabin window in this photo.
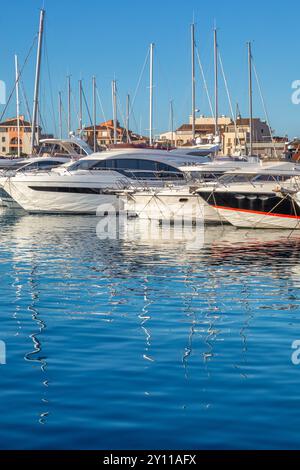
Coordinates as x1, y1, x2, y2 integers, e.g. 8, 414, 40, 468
67, 158, 183, 179
67, 160, 97, 171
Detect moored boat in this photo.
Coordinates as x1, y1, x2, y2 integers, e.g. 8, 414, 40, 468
196, 163, 300, 229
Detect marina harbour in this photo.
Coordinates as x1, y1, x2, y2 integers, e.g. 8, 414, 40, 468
1, 0, 300, 457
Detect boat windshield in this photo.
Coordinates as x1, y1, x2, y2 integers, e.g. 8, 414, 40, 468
218, 174, 252, 184
186, 171, 225, 181
252, 174, 296, 183
16, 160, 65, 173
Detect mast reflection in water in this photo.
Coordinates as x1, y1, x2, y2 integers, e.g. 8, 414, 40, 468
0, 208, 300, 449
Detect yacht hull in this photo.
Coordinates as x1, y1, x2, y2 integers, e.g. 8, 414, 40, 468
0, 177, 124, 214
216, 207, 300, 229
120, 190, 225, 224
197, 189, 300, 229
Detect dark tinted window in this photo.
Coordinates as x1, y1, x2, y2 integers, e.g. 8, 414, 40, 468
70, 160, 97, 170
37, 161, 63, 169
157, 162, 179, 173
113, 159, 140, 170
138, 160, 157, 170
105, 160, 116, 169
68, 157, 181, 177
89, 160, 109, 170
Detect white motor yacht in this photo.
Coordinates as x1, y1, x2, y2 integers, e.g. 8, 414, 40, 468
0, 148, 283, 216
0, 136, 93, 208
0, 149, 209, 214
0, 156, 73, 208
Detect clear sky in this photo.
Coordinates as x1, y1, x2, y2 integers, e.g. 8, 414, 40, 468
0, 0, 300, 139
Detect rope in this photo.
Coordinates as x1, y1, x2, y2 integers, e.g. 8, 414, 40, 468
71, 86, 80, 131
82, 86, 93, 126
20, 79, 32, 122
116, 94, 129, 142
0, 35, 38, 122
243, 193, 292, 230
218, 52, 241, 151
286, 192, 300, 237
95, 87, 113, 145
44, 29, 57, 137
252, 60, 279, 160
130, 48, 150, 113
195, 45, 214, 118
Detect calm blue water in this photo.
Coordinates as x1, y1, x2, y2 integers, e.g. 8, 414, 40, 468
1, 207, 300, 450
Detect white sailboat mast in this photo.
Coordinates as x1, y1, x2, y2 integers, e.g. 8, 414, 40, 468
149, 43, 154, 145
31, 9, 45, 153
248, 41, 253, 156
112, 80, 117, 145
15, 54, 21, 157
191, 23, 196, 142
126, 94, 130, 144
67, 75, 71, 136
58, 91, 62, 140
214, 27, 219, 138
79, 79, 83, 132
92, 76, 97, 152
170, 100, 174, 147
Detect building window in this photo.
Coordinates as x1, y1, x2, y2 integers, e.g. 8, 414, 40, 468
1, 137, 5, 142
2, 147, 5, 152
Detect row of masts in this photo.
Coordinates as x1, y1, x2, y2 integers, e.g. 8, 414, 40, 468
58, 75, 134, 149
15, 9, 254, 156
190, 22, 254, 154
14, 9, 154, 155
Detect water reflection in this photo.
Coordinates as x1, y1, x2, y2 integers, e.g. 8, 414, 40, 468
24, 266, 49, 425
1, 208, 300, 445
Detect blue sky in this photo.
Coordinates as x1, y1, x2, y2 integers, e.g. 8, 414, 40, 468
0, 0, 300, 138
